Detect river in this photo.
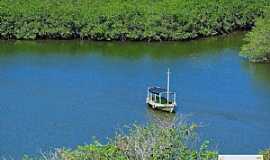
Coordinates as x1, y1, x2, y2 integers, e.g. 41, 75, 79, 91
0, 32, 270, 158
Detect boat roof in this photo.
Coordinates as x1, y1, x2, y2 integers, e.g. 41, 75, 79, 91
149, 87, 167, 94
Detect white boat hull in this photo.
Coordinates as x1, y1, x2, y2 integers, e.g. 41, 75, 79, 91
146, 98, 176, 113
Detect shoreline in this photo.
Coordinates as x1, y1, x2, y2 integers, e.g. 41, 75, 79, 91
0, 30, 247, 42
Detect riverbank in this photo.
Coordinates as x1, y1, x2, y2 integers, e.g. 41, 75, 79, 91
240, 7, 270, 63
0, 0, 268, 41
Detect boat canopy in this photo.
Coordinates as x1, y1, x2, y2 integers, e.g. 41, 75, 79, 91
149, 87, 167, 95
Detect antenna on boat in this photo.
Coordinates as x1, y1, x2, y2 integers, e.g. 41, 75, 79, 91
167, 68, 170, 104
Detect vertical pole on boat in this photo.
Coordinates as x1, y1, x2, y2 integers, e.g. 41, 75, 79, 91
167, 68, 170, 104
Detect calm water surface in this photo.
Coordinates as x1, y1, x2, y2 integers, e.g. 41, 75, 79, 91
0, 33, 270, 158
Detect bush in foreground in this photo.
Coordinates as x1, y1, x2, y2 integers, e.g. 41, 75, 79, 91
23, 120, 217, 160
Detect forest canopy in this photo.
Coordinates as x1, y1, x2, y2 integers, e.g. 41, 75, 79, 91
0, 0, 269, 40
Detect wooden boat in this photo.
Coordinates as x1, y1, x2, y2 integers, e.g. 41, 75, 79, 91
146, 69, 176, 113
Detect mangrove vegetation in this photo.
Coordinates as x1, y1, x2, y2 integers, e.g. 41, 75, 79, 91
0, 0, 269, 41
240, 7, 270, 62
21, 121, 270, 160
22, 121, 218, 160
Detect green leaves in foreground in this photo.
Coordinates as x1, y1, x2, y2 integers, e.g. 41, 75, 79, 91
240, 7, 270, 62
112, 123, 216, 160
23, 122, 217, 160
59, 144, 126, 160
19, 121, 270, 160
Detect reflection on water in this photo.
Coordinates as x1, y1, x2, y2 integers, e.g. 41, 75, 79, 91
0, 32, 244, 59
241, 62, 270, 90
0, 32, 270, 158
146, 107, 177, 128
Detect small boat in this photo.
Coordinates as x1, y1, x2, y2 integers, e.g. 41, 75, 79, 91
146, 68, 176, 113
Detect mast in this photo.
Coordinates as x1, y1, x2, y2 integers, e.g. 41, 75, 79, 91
167, 68, 170, 103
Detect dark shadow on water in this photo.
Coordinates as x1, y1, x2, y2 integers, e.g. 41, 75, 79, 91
0, 32, 245, 60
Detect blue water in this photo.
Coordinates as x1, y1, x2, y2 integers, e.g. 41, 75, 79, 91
0, 33, 270, 158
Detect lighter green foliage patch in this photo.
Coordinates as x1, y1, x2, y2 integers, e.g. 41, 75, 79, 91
22, 121, 217, 160
240, 7, 270, 62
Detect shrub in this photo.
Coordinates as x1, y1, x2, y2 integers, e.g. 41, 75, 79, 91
240, 7, 270, 62
22, 120, 217, 160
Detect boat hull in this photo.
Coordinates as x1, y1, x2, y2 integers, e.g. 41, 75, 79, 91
147, 104, 175, 113
146, 98, 176, 113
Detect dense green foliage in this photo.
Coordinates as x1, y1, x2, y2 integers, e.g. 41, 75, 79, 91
22, 122, 217, 160
240, 8, 270, 62
15, 120, 270, 160
0, 0, 268, 40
